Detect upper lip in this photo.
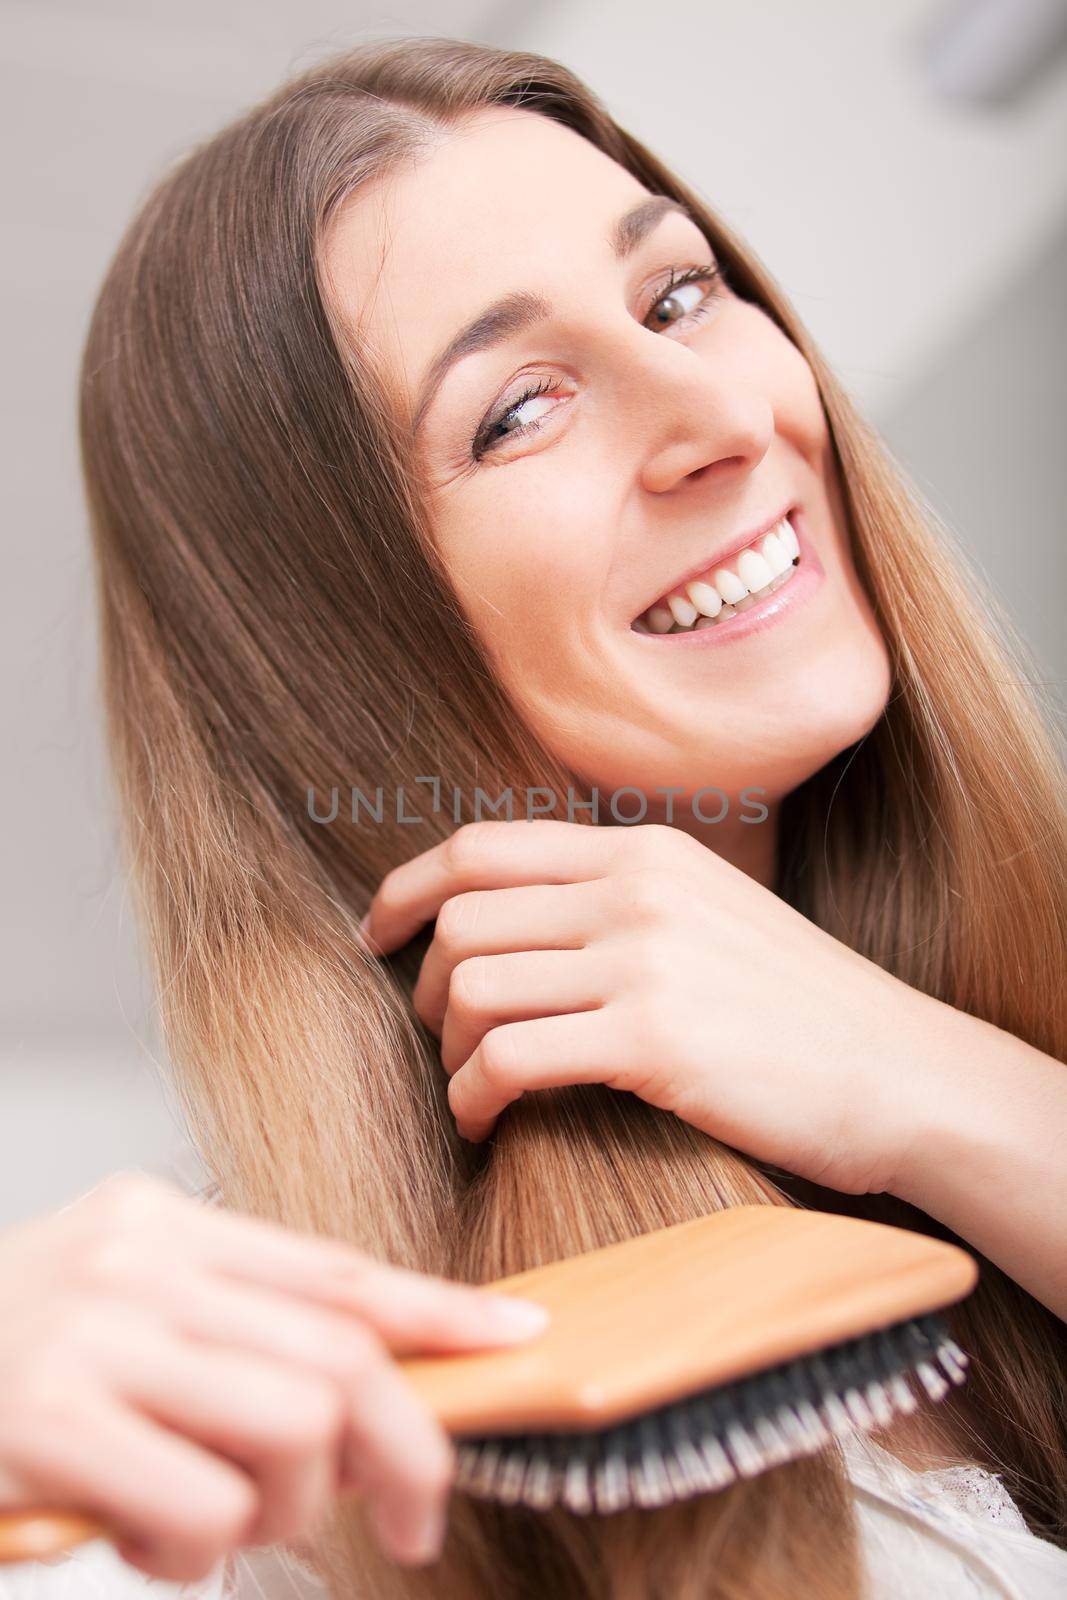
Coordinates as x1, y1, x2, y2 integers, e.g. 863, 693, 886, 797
633, 503, 797, 621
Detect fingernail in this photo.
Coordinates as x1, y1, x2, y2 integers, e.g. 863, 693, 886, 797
485, 1295, 551, 1336
405, 1502, 446, 1565
358, 911, 372, 937
372, 1494, 445, 1566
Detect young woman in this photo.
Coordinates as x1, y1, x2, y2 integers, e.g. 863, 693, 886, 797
9, 31, 1066, 1600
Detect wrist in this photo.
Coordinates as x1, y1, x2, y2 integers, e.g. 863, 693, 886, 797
885, 988, 1014, 1220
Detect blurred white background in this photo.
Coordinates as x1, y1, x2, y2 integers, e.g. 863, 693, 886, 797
2, 0, 1065, 1227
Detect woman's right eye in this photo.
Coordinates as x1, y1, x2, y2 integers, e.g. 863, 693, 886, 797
470, 375, 564, 461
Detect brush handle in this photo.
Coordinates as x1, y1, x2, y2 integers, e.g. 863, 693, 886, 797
399, 1205, 977, 1433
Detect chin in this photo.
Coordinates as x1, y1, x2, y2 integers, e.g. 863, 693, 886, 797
756, 643, 893, 798
803, 646, 892, 768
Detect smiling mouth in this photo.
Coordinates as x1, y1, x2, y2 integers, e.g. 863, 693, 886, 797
631, 514, 801, 635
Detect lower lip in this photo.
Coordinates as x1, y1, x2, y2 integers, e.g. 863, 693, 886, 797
631, 508, 826, 650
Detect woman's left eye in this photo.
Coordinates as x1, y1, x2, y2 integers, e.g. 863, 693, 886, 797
468, 263, 723, 462
643, 265, 722, 331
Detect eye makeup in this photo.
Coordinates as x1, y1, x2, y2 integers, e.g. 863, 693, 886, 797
467, 262, 724, 463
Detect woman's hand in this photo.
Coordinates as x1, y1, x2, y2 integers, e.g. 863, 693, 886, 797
362, 819, 931, 1197
0, 1173, 549, 1581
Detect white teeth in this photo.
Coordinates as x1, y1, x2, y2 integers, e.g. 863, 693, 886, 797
760, 530, 792, 576
712, 566, 749, 605
634, 514, 800, 635
667, 593, 699, 627
736, 549, 775, 593
686, 579, 723, 618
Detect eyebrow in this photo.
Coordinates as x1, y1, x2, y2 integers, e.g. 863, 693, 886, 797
409, 195, 693, 438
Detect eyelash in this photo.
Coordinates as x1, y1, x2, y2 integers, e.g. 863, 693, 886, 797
469, 263, 724, 462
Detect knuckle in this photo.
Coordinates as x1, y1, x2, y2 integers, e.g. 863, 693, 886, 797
333, 1324, 385, 1388
191, 1480, 259, 1549
271, 1378, 345, 1457
645, 821, 692, 857
613, 867, 671, 923
77, 1235, 142, 1291
478, 1025, 518, 1086
445, 821, 495, 873
631, 821, 675, 860
630, 824, 698, 876
87, 1172, 171, 1232
243, 1363, 340, 1465
320, 1238, 376, 1288
319, 1250, 395, 1319
434, 892, 481, 951
448, 955, 489, 1018
116, 1475, 258, 1582
371, 870, 402, 924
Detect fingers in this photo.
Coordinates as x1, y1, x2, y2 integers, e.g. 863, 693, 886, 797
413, 879, 597, 1035
447, 1007, 635, 1141
126, 1263, 544, 1383
120, 1303, 458, 1564
0, 1395, 258, 1584
101, 1329, 345, 1550
334, 1337, 457, 1565
363, 818, 631, 955
103, 1323, 456, 1563
439, 947, 607, 1075
176, 1206, 549, 1351
0, 1173, 554, 1580
412, 876, 604, 1036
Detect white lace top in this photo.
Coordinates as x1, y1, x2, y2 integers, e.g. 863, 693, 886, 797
4, 1434, 1066, 1598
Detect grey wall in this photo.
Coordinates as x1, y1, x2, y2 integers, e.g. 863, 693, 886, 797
881, 218, 1067, 719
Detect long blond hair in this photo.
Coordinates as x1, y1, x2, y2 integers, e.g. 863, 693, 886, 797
78, 36, 1067, 1597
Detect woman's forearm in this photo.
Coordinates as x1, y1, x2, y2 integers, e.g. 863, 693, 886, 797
889, 989, 1067, 1323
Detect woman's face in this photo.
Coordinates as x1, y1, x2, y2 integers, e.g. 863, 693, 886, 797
325, 107, 891, 841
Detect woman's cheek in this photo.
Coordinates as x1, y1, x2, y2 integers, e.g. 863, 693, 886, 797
433, 423, 627, 656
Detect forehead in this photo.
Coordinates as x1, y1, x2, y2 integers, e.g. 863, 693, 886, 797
321, 107, 651, 396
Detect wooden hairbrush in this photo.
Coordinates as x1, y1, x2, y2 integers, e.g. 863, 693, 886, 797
0, 1205, 978, 1562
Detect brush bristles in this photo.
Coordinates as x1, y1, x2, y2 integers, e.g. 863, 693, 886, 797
453, 1313, 969, 1515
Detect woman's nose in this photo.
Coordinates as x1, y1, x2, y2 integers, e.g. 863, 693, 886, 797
628, 337, 775, 497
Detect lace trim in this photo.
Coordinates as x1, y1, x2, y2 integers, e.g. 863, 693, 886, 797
839, 1431, 1067, 1600
846, 1479, 1027, 1600
846, 1433, 1028, 1531
222, 1547, 328, 1598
